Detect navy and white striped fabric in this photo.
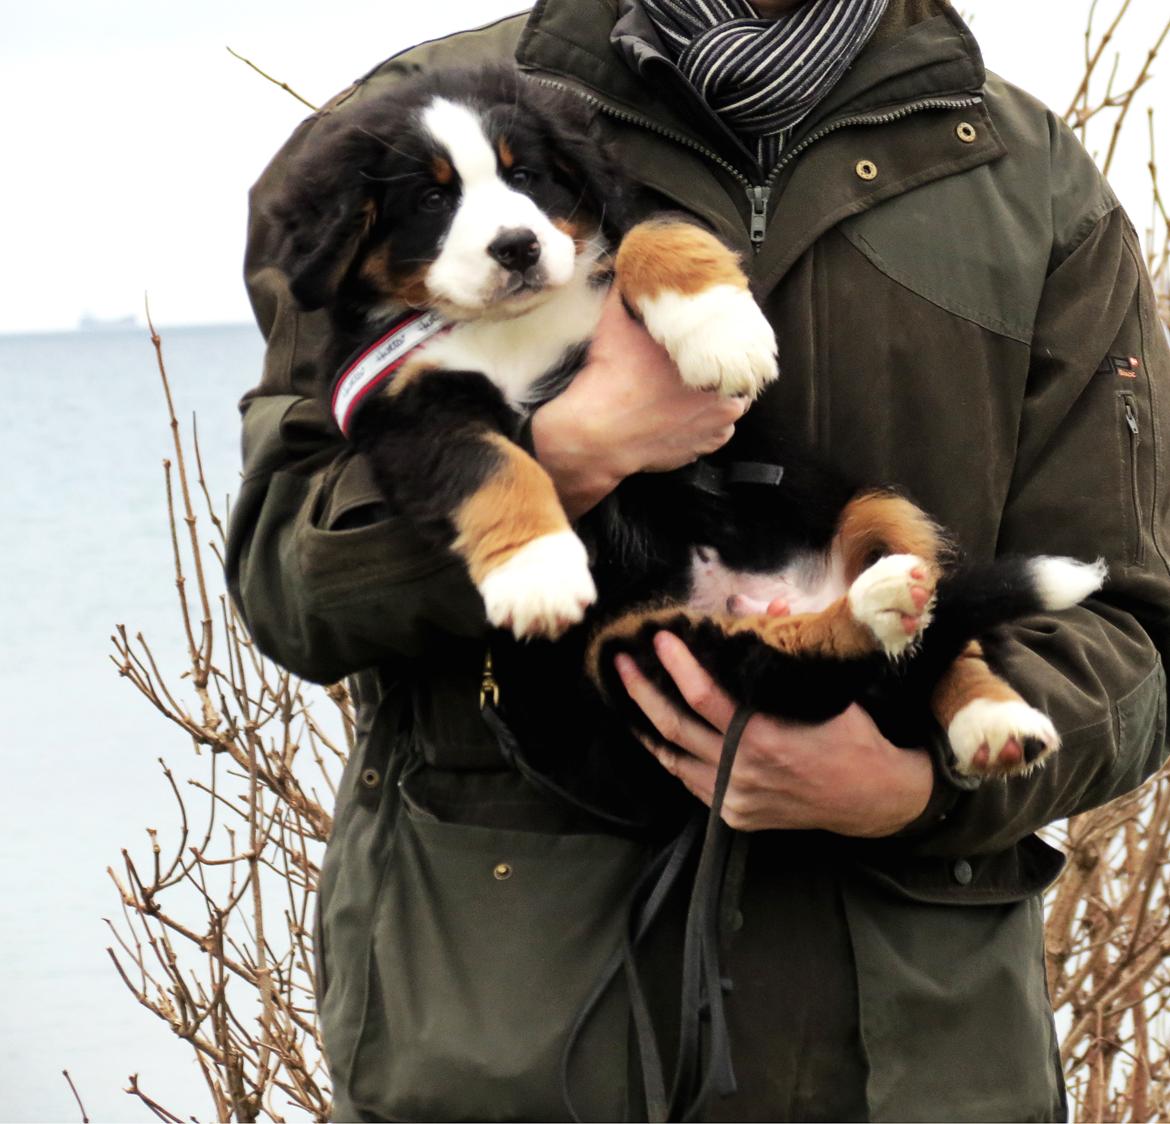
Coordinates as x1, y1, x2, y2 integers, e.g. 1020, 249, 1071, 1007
640, 0, 888, 169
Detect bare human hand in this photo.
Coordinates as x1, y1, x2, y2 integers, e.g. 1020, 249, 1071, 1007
531, 290, 749, 517
615, 631, 934, 837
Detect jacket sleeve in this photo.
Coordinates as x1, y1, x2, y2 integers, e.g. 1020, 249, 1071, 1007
226, 18, 533, 684
913, 205, 1170, 856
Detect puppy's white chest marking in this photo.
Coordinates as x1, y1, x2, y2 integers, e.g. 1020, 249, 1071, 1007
420, 269, 607, 408
686, 547, 848, 616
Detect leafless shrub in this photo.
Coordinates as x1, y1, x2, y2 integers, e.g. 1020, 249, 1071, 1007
1045, 5, 1170, 1120
106, 316, 347, 1120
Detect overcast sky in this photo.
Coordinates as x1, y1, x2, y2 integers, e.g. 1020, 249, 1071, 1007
3, 0, 1166, 335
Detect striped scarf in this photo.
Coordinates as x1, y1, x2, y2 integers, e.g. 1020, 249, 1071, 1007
639, 0, 889, 169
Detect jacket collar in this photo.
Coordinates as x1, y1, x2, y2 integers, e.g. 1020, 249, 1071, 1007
516, 0, 1004, 287
517, 0, 987, 165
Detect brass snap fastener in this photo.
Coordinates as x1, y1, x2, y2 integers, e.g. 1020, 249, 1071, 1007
855, 159, 878, 181
955, 122, 977, 144
360, 767, 381, 789
493, 862, 513, 881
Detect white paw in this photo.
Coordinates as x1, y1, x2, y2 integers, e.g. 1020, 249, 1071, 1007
1030, 556, 1107, 610
640, 285, 778, 398
947, 699, 1060, 778
478, 531, 596, 640
847, 554, 935, 656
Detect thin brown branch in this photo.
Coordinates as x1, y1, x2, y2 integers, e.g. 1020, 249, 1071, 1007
61, 1069, 90, 1123
226, 47, 318, 111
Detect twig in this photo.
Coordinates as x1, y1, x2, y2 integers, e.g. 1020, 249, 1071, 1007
226, 47, 318, 111
61, 1069, 90, 1123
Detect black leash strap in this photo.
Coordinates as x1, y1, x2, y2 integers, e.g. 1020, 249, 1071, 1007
480, 693, 755, 1121
669, 704, 753, 1121
553, 704, 756, 1122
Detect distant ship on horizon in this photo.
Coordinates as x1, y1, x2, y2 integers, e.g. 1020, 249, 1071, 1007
77, 313, 139, 332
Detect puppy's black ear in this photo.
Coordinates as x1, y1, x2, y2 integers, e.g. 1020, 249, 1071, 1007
265, 120, 380, 311
274, 193, 376, 311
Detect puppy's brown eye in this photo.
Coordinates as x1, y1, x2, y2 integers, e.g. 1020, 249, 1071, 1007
419, 187, 452, 213
506, 168, 535, 189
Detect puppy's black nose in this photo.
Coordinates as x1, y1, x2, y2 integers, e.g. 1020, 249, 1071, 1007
488, 228, 541, 271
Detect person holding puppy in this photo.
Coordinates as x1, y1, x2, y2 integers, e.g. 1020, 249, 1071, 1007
230, 0, 1170, 1118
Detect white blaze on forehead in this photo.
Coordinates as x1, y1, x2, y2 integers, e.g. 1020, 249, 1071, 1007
421, 97, 499, 186
417, 94, 579, 313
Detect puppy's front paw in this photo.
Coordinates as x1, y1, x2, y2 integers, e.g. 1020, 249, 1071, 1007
947, 699, 1059, 778
641, 285, 779, 398
847, 554, 936, 657
479, 531, 596, 640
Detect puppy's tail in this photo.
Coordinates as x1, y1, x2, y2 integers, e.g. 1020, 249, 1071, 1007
926, 555, 1107, 655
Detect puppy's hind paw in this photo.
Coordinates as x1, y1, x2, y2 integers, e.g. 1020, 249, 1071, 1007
947, 699, 1059, 778
641, 285, 779, 399
847, 554, 936, 657
479, 531, 596, 641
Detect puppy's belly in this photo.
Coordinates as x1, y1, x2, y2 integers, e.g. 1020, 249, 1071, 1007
685, 546, 847, 616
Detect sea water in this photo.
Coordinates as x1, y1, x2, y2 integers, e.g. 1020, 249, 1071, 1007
0, 323, 276, 1121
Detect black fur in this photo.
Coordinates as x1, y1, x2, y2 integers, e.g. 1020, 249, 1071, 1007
349, 370, 518, 547
269, 67, 1098, 833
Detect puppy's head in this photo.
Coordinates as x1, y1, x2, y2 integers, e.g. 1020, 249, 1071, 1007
269, 68, 622, 321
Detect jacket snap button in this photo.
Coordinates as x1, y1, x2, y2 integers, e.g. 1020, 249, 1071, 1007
855, 159, 878, 181
493, 862, 513, 881
955, 122, 977, 144
360, 767, 381, 789
953, 859, 974, 885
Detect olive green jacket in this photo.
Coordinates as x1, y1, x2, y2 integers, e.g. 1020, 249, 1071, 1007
229, 1, 1170, 1119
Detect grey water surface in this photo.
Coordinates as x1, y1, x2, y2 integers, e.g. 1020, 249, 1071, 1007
0, 323, 270, 1121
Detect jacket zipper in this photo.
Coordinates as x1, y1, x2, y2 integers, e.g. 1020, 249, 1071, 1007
1122, 392, 1145, 566
532, 78, 981, 251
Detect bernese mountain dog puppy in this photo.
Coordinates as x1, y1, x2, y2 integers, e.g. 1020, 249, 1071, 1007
268, 67, 1104, 821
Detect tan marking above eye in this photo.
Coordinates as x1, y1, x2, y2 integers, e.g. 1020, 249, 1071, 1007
497, 137, 515, 169
432, 156, 454, 185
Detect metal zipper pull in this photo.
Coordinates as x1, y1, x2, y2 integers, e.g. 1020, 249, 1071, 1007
748, 185, 771, 248
480, 647, 500, 709
1125, 399, 1139, 436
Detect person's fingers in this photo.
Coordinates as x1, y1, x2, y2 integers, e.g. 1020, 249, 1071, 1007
651, 632, 738, 734
635, 733, 717, 806
766, 597, 791, 616
614, 652, 724, 761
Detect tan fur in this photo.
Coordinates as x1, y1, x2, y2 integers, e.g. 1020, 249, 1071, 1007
720, 598, 885, 659
553, 215, 600, 255
835, 490, 946, 583
496, 138, 515, 169
615, 220, 749, 306
588, 595, 885, 688
380, 358, 438, 400
432, 156, 454, 184
453, 434, 571, 584
931, 641, 1027, 729
389, 264, 433, 309
358, 242, 394, 296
